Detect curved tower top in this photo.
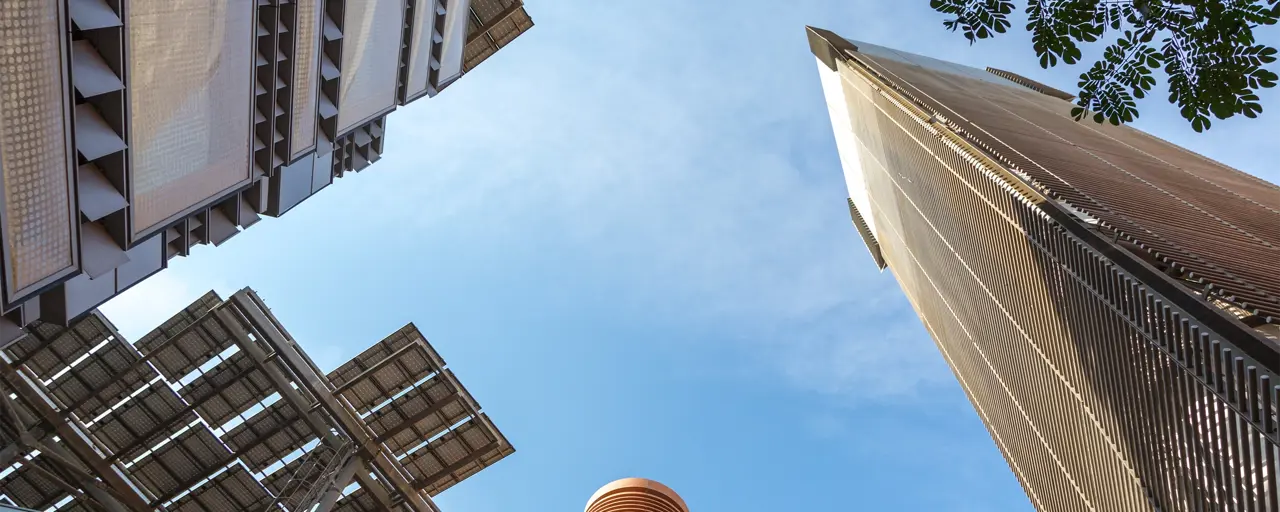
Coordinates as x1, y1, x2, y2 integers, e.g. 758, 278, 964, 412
584, 477, 688, 512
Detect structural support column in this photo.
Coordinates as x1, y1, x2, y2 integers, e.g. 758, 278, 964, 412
227, 291, 439, 512
0, 359, 152, 511
316, 455, 362, 511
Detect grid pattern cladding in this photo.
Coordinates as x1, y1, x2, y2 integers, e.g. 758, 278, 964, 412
0, 0, 76, 294
815, 29, 1280, 512
337, 0, 405, 134
127, 0, 255, 237
290, 0, 324, 158
851, 44, 1280, 323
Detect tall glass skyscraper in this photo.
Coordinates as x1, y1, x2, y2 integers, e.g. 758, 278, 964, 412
810, 26, 1280, 511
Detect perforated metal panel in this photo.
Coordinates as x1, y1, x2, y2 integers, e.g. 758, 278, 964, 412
402, 0, 436, 99
290, 0, 323, 158
337, 0, 405, 134
0, 0, 77, 297
126, 0, 256, 237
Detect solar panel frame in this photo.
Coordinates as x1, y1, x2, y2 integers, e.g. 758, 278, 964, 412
327, 324, 443, 390
126, 425, 231, 500
2, 314, 112, 380
70, 363, 160, 420
177, 350, 274, 426
366, 371, 469, 456
221, 400, 318, 472
136, 313, 238, 383
330, 338, 444, 414
420, 421, 513, 496
166, 465, 272, 512
43, 337, 142, 412
402, 413, 512, 495
134, 291, 222, 353
87, 380, 192, 462
0, 457, 70, 510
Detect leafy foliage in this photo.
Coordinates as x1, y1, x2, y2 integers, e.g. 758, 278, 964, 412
929, 0, 1280, 131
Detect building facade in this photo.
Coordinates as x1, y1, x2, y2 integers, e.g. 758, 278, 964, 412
585, 478, 688, 512
809, 26, 1280, 511
0, 287, 512, 511
0, 0, 533, 340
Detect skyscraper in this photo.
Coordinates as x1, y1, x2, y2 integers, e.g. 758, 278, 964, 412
809, 26, 1280, 511
0, 1, 533, 340
0, 288, 512, 511
585, 478, 688, 512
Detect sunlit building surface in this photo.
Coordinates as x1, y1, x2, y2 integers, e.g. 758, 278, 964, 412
585, 478, 688, 512
809, 25, 1280, 512
0, 0, 533, 339
0, 288, 512, 511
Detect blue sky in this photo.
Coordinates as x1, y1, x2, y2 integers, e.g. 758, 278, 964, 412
101, 1, 1280, 510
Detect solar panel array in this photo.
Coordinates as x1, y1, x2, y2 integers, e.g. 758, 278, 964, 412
0, 289, 512, 511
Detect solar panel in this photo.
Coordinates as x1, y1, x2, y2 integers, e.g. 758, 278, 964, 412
44, 337, 142, 411
221, 400, 317, 471
166, 465, 272, 512
3, 314, 112, 380
327, 324, 442, 390
329, 327, 444, 415
177, 351, 274, 426
69, 363, 159, 420
134, 292, 221, 353
402, 413, 512, 495
127, 425, 231, 499
366, 370, 469, 456
0, 456, 71, 510
136, 319, 237, 383
87, 381, 192, 462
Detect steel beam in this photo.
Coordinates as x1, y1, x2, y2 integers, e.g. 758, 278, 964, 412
315, 455, 361, 511
226, 291, 436, 511
0, 359, 152, 511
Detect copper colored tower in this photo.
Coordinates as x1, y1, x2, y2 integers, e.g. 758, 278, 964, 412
585, 478, 689, 512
